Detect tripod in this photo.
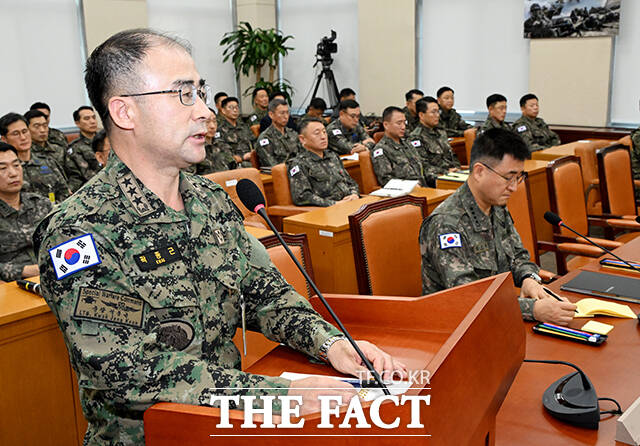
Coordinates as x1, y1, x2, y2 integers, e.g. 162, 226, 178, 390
311, 58, 340, 109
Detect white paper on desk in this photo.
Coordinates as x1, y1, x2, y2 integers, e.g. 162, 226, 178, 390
280, 372, 411, 402
369, 179, 419, 198
340, 153, 359, 161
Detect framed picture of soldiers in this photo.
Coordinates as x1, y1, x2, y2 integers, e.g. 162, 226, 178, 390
524, 0, 621, 38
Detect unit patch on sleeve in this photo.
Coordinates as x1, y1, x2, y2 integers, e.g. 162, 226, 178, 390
74, 287, 144, 328
134, 244, 182, 272
49, 233, 102, 279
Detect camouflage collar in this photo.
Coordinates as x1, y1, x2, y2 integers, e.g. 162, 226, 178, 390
459, 182, 506, 232
0, 196, 17, 217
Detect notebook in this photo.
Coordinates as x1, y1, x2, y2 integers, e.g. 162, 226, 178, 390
560, 271, 640, 304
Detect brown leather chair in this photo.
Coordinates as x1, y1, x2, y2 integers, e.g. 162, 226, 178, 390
464, 128, 477, 165
267, 163, 319, 230
232, 233, 314, 369
349, 196, 427, 296
358, 150, 381, 194
507, 176, 556, 282
248, 150, 260, 169
65, 132, 80, 144
205, 168, 267, 228
373, 131, 384, 144
615, 134, 632, 148
574, 139, 613, 215
250, 123, 260, 138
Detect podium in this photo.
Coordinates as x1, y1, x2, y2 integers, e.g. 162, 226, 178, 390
144, 273, 525, 445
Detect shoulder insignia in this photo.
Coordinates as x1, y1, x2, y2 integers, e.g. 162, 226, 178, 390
411, 140, 421, 147
74, 287, 144, 328
259, 138, 269, 146
250, 115, 257, 122
49, 234, 102, 279
439, 233, 462, 249
517, 125, 527, 133
332, 129, 342, 136
214, 131, 220, 139
67, 147, 73, 155
290, 165, 300, 177
373, 148, 384, 158
118, 173, 154, 217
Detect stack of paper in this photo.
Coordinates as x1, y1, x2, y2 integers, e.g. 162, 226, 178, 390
369, 179, 419, 198
574, 298, 637, 318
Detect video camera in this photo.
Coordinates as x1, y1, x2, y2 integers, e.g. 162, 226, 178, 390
315, 30, 338, 66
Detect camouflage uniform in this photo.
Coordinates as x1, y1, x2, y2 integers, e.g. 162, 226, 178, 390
371, 135, 425, 187
217, 118, 255, 159
183, 142, 237, 175
419, 182, 538, 319
34, 152, 342, 445
326, 119, 374, 155
630, 127, 640, 200
22, 152, 71, 203
246, 107, 267, 127
402, 107, 420, 134
409, 124, 461, 187
286, 149, 359, 206
48, 127, 69, 149
69, 135, 102, 185
0, 192, 52, 281
437, 108, 471, 137
32, 142, 85, 192
256, 124, 300, 167
513, 115, 560, 152
480, 117, 513, 133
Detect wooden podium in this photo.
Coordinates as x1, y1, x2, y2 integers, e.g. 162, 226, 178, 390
144, 273, 525, 445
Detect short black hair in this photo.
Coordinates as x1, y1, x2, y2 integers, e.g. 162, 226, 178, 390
268, 98, 288, 113
339, 99, 359, 111
307, 97, 327, 112
382, 106, 404, 122
85, 28, 191, 132
0, 141, 18, 156
469, 128, 530, 168
437, 86, 454, 98
415, 96, 437, 114
298, 117, 324, 135
221, 97, 239, 108
73, 106, 95, 122
520, 93, 538, 108
405, 89, 424, 101
339, 88, 356, 100
252, 87, 268, 100
30, 102, 50, 112
92, 129, 108, 153
269, 90, 287, 102
24, 109, 47, 125
214, 91, 228, 103
0, 113, 27, 136
486, 93, 507, 109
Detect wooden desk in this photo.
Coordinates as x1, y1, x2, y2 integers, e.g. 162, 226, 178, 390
283, 188, 454, 293
531, 139, 612, 161
435, 160, 553, 242
496, 239, 640, 445
244, 225, 273, 239
549, 125, 628, 144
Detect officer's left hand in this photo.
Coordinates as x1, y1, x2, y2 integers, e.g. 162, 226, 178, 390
520, 277, 568, 301
327, 339, 408, 381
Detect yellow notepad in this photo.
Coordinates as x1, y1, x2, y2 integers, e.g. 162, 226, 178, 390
581, 321, 614, 335
574, 298, 636, 318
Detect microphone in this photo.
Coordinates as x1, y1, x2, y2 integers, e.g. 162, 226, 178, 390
544, 211, 640, 274
235, 179, 391, 395
16, 279, 41, 296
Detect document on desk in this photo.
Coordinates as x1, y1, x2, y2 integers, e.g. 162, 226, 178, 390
560, 270, 640, 304
437, 171, 470, 182
280, 372, 411, 402
369, 179, 419, 197
574, 298, 636, 319
339, 153, 359, 161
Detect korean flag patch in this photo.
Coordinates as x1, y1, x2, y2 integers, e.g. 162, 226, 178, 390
259, 138, 269, 146
49, 234, 102, 279
250, 115, 257, 122
373, 148, 383, 158
439, 233, 462, 249
214, 131, 220, 139
290, 165, 300, 176
517, 125, 527, 133
332, 129, 342, 136
411, 140, 421, 147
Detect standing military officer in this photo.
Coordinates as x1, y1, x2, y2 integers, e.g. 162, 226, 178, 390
29, 102, 69, 149
420, 128, 576, 325
371, 106, 425, 187
287, 117, 360, 206
409, 97, 461, 187
326, 99, 375, 155
34, 29, 404, 445
217, 96, 255, 166
513, 93, 560, 152
403, 89, 424, 134
436, 86, 472, 137
256, 98, 299, 167
0, 142, 52, 282
480, 94, 513, 133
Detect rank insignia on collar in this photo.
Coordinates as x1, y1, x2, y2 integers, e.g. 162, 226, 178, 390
118, 173, 154, 217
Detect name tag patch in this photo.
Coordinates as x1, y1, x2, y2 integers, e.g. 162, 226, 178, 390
259, 138, 269, 146
373, 148, 384, 158
290, 165, 300, 176
49, 234, 102, 279
134, 244, 182, 272
411, 140, 421, 147
332, 129, 342, 136
517, 125, 527, 133
439, 233, 462, 249
74, 287, 144, 328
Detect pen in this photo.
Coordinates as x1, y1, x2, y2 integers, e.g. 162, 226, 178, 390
341, 379, 386, 388
543, 287, 563, 301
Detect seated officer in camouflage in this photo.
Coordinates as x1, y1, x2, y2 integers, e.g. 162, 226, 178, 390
403, 89, 423, 134
513, 93, 560, 152
184, 110, 236, 175
91, 130, 112, 171
631, 127, 640, 199
247, 87, 269, 130
326, 99, 375, 155
218, 96, 255, 166
69, 106, 102, 184
256, 98, 299, 167
0, 142, 52, 282
258, 91, 298, 134
287, 118, 360, 206
372, 106, 426, 187
420, 128, 577, 325
25, 109, 85, 192
409, 97, 461, 187
436, 86, 472, 137
480, 93, 513, 133
34, 29, 404, 445
0, 112, 71, 203
302, 97, 327, 121
30, 101, 69, 149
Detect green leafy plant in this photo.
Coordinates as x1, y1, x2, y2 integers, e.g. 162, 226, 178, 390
244, 79, 295, 106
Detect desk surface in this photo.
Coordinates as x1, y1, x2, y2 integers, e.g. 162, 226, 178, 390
531, 139, 612, 161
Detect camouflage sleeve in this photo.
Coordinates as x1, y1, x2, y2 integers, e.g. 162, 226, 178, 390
517, 127, 545, 152
519, 298, 535, 321
327, 129, 354, 155
357, 125, 374, 149
447, 147, 461, 169
339, 161, 360, 195
456, 114, 472, 132
256, 138, 276, 167
549, 129, 561, 147
64, 153, 88, 192
36, 224, 292, 412
443, 127, 464, 138
631, 129, 640, 180
51, 160, 72, 201
0, 259, 27, 282
286, 161, 335, 207
371, 147, 395, 186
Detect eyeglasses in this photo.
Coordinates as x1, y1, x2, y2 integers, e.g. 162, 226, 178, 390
122, 83, 212, 106
480, 162, 527, 185
7, 128, 30, 138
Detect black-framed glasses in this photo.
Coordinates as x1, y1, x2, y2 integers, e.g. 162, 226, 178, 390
480, 162, 527, 185
122, 83, 212, 106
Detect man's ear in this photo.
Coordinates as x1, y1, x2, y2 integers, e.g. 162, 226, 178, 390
107, 97, 135, 131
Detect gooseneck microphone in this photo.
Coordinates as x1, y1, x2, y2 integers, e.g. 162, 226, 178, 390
544, 211, 640, 274
235, 179, 391, 395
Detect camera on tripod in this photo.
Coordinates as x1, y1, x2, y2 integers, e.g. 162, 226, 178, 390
311, 30, 340, 108
315, 30, 338, 65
